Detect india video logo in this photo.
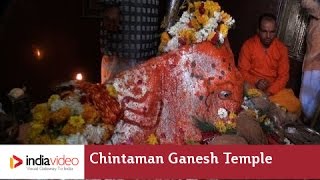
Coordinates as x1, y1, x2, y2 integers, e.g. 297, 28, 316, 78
26, 155, 79, 166
10, 155, 23, 169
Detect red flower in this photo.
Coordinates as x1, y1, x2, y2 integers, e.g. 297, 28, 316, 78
210, 33, 219, 45
201, 131, 221, 144
178, 38, 187, 46
199, 3, 205, 15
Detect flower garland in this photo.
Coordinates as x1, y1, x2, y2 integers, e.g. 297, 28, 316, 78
28, 85, 119, 144
242, 88, 274, 130
192, 108, 237, 143
215, 108, 237, 133
159, 0, 235, 53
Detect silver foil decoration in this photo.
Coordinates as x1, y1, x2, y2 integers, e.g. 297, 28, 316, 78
162, 0, 184, 30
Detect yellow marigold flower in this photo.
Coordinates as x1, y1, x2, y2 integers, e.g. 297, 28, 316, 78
193, 1, 202, 10
258, 114, 268, 123
247, 88, 263, 97
33, 111, 50, 124
48, 94, 60, 106
219, 24, 229, 37
81, 104, 100, 125
68, 116, 85, 129
32, 135, 52, 144
30, 122, 45, 131
190, 18, 201, 30
32, 103, 48, 113
196, 14, 209, 26
187, 2, 194, 12
214, 120, 227, 133
221, 11, 232, 23
228, 112, 237, 119
28, 122, 45, 140
147, 133, 159, 145
51, 138, 66, 144
106, 84, 118, 98
204, 1, 221, 17
50, 107, 71, 124
194, 11, 200, 19
102, 124, 115, 142
33, 110, 49, 124
32, 103, 50, 123
225, 120, 236, 130
178, 29, 196, 45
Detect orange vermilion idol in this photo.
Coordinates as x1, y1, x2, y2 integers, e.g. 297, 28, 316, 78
108, 41, 244, 144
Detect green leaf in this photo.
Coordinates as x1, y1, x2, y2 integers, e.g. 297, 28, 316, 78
225, 128, 237, 135
185, 140, 200, 145
192, 116, 216, 132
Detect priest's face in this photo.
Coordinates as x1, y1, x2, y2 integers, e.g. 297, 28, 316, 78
258, 19, 277, 48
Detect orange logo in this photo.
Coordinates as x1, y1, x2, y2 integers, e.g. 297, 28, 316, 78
10, 155, 23, 169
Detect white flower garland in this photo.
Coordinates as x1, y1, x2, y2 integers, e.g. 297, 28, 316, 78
163, 8, 235, 52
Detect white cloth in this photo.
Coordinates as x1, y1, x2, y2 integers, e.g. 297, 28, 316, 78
299, 70, 320, 119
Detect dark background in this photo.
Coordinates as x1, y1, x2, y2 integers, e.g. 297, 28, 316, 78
0, 0, 101, 104
0, 0, 301, 106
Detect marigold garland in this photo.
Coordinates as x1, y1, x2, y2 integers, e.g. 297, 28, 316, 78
159, 0, 235, 53
28, 86, 118, 144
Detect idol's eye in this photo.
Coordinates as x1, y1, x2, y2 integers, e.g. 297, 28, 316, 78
218, 90, 232, 100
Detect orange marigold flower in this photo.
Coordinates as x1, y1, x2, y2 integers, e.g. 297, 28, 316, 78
81, 104, 100, 125
221, 11, 231, 23
190, 18, 201, 30
160, 32, 170, 44
195, 13, 209, 26
50, 107, 71, 124
61, 124, 80, 135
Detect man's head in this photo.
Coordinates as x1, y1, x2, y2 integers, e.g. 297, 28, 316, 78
257, 13, 277, 48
